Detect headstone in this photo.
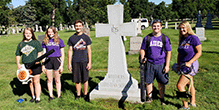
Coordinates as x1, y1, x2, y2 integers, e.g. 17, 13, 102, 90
205, 10, 213, 29
56, 27, 58, 31
38, 35, 45, 44
137, 13, 142, 35
128, 36, 142, 55
90, 4, 142, 103
35, 25, 39, 32
16, 27, 19, 33
196, 27, 206, 41
165, 21, 168, 29
175, 22, 177, 30
39, 26, 43, 32
12, 28, 15, 34
195, 10, 203, 27
82, 28, 90, 37
59, 23, 63, 31
71, 25, 75, 30
46, 25, 49, 29
7, 29, 10, 35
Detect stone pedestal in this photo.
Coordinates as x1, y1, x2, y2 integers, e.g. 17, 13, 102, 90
128, 36, 142, 55
196, 27, 206, 41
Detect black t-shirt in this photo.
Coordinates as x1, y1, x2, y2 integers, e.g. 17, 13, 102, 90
67, 33, 92, 62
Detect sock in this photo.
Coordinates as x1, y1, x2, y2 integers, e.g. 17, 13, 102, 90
36, 98, 40, 101
32, 96, 36, 99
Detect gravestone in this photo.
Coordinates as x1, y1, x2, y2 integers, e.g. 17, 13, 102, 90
90, 4, 142, 103
16, 27, 19, 33
7, 29, 10, 35
175, 23, 177, 30
12, 28, 15, 34
196, 27, 206, 41
195, 10, 203, 27
137, 13, 142, 35
39, 26, 43, 32
35, 25, 39, 32
128, 36, 142, 55
46, 25, 49, 29
38, 35, 45, 44
59, 23, 63, 31
205, 11, 213, 29
56, 27, 58, 31
165, 21, 168, 29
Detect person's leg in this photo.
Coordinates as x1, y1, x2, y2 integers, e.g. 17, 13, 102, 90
177, 75, 191, 108
33, 74, 41, 101
158, 83, 165, 99
46, 70, 53, 98
83, 81, 88, 96
75, 82, 81, 96
54, 70, 61, 97
29, 79, 35, 102
146, 83, 153, 98
189, 77, 196, 105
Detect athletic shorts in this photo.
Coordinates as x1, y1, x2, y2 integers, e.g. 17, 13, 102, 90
180, 60, 199, 76
145, 61, 169, 85
72, 62, 89, 83
44, 57, 61, 71
24, 63, 42, 75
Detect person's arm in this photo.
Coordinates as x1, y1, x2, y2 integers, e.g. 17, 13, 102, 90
59, 48, 65, 73
16, 56, 22, 69
42, 48, 46, 73
86, 45, 92, 70
140, 49, 146, 63
163, 51, 171, 73
68, 46, 73, 72
35, 51, 43, 64
185, 45, 202, 67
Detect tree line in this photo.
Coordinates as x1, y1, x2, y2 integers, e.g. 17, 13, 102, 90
1, 0, 219, 28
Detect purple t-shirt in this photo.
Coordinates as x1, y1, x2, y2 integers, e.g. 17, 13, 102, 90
42, 39, 65, 57
178, 35, 201, 63
140, 33, 172, 64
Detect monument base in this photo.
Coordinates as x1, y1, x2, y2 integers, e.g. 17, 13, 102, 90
90, 72, 143, 104
128, 50, 139, 55
198, 36, 207, 41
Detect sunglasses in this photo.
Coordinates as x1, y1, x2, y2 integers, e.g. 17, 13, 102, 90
152, 19, 161, 24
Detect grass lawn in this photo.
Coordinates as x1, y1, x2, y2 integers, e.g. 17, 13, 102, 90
0, 26, 218, 110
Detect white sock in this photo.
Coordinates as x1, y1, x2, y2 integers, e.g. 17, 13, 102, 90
36, 98, 40, 101
32, 96, 36, 99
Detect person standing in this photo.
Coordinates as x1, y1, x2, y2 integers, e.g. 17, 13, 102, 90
15, 27, 43, 103
67, 19, 92, 102
42, 26, 65, 102
177, 21, 202, 109
140, 19, 172, 105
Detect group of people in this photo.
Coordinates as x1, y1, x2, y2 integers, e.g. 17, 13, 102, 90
15, 19, 201, 109
15, 19, 91, 103
140, 20, 202, 109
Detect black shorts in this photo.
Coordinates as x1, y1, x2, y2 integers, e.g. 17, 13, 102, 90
72, 62, 89, 83
44, 57, 61, 70
24, 63, 42, 75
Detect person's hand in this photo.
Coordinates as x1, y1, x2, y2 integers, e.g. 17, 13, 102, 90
68, 64, 72, 72
59, 66, 63, 73
42, 66, 47, 74
86, 62, 91, 70
163, 65, 169, 74
141, 57, 146, 63
35, 62, 40, 64
185, 62, 192, 68
17, 63, 22, 69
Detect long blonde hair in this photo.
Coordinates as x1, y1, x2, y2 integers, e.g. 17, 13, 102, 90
178, 21, 196, 42
43, 26, 59, 45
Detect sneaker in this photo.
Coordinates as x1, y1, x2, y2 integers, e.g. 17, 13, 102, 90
160, 98, 166, 105
146, 97, 153, 104
84, 95, 89, 102
29, 98, 35, 103
189, 103, 196, 107
35, 100, 40, 103
48, 97, 53, 102
75, 95, 80, 100
179, 106, 190, 110
58, 96, 62, 99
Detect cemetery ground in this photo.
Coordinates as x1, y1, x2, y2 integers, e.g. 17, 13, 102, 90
0, 27, 218, 110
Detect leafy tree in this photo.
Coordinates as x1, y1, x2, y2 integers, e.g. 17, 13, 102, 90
128, 0, 149, 18
120, 0, 132, 22
153, 1, 168, 21
0, 0, 11, 27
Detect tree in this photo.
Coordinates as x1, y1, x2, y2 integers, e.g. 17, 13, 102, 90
120, 0, 132, 22
153, 1, 168, 21
128, 0, 149, 18
0, 0, 12, 27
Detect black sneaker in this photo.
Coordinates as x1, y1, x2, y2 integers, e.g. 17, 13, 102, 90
35, 100, 40, 103
29, 98, 35, 103
48, 97, 53, 102
146, 97, 153, 104
160, 98, 166, 105
75, 95, 80, 100
84, 95, 89, 102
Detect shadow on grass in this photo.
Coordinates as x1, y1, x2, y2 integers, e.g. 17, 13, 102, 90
202, 50, 219, 54
61, 73, 77, 97
10, 77, 31, 97
87, 76, 104, 102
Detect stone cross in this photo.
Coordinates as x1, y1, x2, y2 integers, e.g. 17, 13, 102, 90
39, 26, 43, 32
205, 10, 213, 29
137, 13, 142, 35
59, 23, 63, 31
90, 4, 142, 103
35, 25, 39, 32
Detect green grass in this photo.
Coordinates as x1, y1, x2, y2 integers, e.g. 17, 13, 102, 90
0, 27, 218, 110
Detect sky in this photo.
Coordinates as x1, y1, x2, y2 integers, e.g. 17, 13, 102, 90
11, 0, 172, 8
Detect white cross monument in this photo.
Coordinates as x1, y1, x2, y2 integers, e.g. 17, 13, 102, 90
90, 4, 142, 103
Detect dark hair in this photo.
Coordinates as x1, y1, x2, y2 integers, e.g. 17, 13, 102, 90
152, 19, 162, 26
22, 27, 37, 41
74, 19, 83, 27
